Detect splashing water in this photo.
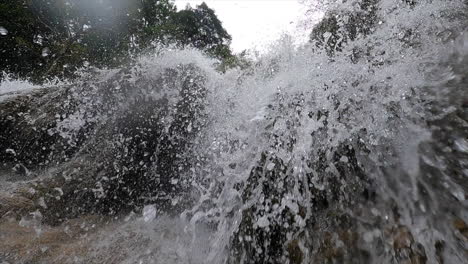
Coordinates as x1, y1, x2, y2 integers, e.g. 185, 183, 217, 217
0, 0, 467, 263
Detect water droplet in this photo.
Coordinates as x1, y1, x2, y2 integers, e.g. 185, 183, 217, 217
42, 47, 50, 57
142, 205, 156, 222
363, 231, 374, 243
38, 197, 47, 208
266, 162, 275, 171
0, 26, 8, 35
454, 138, 468, 153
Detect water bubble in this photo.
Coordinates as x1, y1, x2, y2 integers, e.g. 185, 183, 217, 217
5, 148, 16, 155
0, 26, 8, 35
54, 187, 63, 196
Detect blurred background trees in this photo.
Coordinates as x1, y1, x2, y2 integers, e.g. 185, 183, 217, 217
0, 0, 235, 82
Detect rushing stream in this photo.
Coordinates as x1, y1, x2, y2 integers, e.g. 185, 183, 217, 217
0, 0, 467, 263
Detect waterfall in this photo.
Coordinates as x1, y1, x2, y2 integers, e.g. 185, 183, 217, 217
0, 0, 467, 263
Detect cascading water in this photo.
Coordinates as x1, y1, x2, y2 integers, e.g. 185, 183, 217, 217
0, 0, 467, 263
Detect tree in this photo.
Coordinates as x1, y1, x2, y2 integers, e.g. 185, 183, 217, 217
161, 2, 233, 60
0, 0, 235, 82
0, 0, 71, 81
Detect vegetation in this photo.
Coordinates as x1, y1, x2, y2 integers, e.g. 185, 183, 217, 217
0, 0, 235, 82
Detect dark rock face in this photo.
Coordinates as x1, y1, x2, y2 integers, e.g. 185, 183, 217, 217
228, 145, 372, 264
0, 64, 208, 224
0, 86, 80, 169
226, 15, 468, 261
92, 66, 208, 216
227, 92, 373, 263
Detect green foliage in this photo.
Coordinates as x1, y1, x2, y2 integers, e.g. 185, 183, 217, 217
170, 3, 231, 49
0, 0, 235, 83
216, 50, 252, 72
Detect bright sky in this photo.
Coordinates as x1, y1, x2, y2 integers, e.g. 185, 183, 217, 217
174, 0, 311, 53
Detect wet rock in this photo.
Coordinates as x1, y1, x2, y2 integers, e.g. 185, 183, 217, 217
391, 226, 427, 264
229, 93, 371, 263
0, 64, 209, 225
0, 86, 77, 170
312, 228, 370, 264
453, 218, 468, 240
